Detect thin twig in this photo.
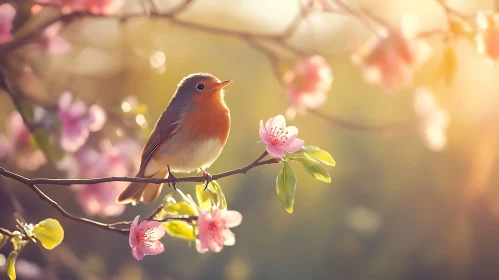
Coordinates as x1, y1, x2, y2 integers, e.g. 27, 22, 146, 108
0, 153, 279, 186
0, 227, 18, 238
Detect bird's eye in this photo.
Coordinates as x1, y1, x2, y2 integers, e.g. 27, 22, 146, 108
196, 83, 205, 91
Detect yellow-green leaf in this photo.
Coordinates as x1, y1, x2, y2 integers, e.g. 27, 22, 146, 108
292, 157, 331, 183
196, 184, 213, 211
208, 180, 227, 210
163, 221, 195, 240
32, 218, 64, 250
7, 251, 17, 280
164, 202, 198, 216
302, 146, 336, 166
0, 233, 7, 250
276, 161, 297, 214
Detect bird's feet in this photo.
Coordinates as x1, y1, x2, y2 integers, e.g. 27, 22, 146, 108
167, 166, 178, 190
200, 168, 213, 191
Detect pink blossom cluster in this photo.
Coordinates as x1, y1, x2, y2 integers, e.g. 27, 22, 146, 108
352, 16, 430, 91
34, 0, 124, 15
58, 139, 141, 217
283, 55, 333, 119
0, 3, 15, 44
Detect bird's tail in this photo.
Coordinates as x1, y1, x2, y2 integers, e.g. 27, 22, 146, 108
116, 169, 168, 205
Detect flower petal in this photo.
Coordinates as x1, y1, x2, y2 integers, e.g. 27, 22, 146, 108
132, 246, 145, 260
259, 120, 271, 144
88, 104, 107, 131
283, 126, 298, 138
58, 92, 72, 109
196, 239, 209, 254
223, 230, 236, 246
265, 115, 286, 132
208, 237, 224, 253
266, 144, 286, 159
140, 240, 165, 255
130, 215, 140, 237
137, 221, 166, 240
283, 138, 304, 153
222, 210, 242, 228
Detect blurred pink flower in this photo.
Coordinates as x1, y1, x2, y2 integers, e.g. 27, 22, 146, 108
283, 55, 333, 119
476, 11, 499, 61
34, 0, 123, 14
58, 92, 106, 152
413, 88, 449, 151
352, 15, 430, 91
38, 22, 70, 54
58, 139, 140, 217
0, 112, 47, 170
259, 115, 305, 159
196, 209, 242, 254
129, 215, 166, 260
0, 3, 15, 44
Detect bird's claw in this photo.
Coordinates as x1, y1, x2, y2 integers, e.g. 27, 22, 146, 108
166, 167, 178, 190
202, 171, 213, 191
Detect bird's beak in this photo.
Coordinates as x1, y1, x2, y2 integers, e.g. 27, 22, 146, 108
216, 80, 232, 89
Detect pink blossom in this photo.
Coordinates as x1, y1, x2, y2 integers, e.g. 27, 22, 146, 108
283, 55, 333, 119
0, 3, 15, 44
259, 115, 305, 159
129, 215, 166, 260
58, 92, 106, 152
413, 89, 449, 151
352, 15, 430, 91
476, 11, 499, 61
0, 112, 47, 170
38, 23, 70, 54
58, 139, 140, 217
196, 209, 242, 254
34, 0, 123, 14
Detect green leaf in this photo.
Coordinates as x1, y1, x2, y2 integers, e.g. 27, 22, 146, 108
302, 146, 336, 166
32, 218, 64, 250
0, 233, 7, 250
32, 131, 63, 161
163, 221, 195, 240
208, 180, 227, 210
276, 161, 297, 214
7, 251, 17, 280
292, 157, 332, 183
164, 202, 198, 216
196, 184, 213, 211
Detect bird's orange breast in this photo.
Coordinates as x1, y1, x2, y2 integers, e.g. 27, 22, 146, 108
183, 95, 230, 145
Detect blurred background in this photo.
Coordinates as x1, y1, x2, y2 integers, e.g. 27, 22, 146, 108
1, 0, 499, 279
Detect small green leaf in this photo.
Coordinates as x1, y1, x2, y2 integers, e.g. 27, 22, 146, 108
292, 157, 332, 183
276, 161, 297, 214
32, 131, 63, 161
0, 233, 7, 250
163, 221, 195, 240
7, 251, 17, 280
32, 218, 64, 250
302, 146, 336, 166
208, 180, 227, 210
196, 185, 212, 211
164, 202, 198, 216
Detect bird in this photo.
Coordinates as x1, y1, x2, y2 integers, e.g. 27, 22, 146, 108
116, 73, 232, 205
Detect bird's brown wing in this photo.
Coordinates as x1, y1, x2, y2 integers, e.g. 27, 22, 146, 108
138, 106, 185, 177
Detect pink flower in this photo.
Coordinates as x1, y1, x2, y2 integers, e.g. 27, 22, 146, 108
38, 23, 70, 54
58, 92, 106, 152
34, 0, 123, 14
0, 3, 15, 44
476, 11, 499, 61
129, 215, 166, 260
413, 89, 449, 151
196, 209, 242, 254
0, 112, 47, 170
352, 15, 430, 91
259, 115, 305, 159
283, 55, 333, 119
58, 139, 140, 217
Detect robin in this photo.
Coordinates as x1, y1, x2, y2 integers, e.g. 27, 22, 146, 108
116, 73, 232, 205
